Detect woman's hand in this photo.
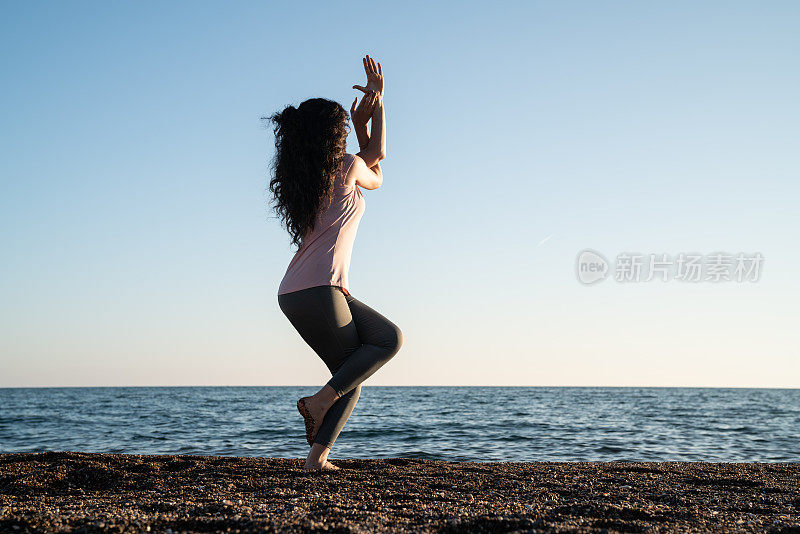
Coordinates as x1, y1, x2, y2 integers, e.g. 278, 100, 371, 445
350, 90, 378, 128
352, 54, 384, 96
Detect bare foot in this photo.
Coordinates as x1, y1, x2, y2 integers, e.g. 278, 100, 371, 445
296, 398, 318, 446
297, 397, 327, 446
303, 460, 340, 471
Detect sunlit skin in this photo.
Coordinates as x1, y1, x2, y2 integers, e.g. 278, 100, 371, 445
300, 55, 386, 471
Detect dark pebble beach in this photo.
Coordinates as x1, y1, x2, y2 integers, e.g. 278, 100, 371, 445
1, 451, 798, 533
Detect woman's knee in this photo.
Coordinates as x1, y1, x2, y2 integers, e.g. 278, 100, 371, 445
381, 322, 403, 355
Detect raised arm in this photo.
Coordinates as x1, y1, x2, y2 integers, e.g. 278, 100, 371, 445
349, 89, 376, 154
349, 55, 386, 190
358, 92, 385, 168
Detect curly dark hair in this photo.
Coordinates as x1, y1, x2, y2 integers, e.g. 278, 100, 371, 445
265, 98, 350, 248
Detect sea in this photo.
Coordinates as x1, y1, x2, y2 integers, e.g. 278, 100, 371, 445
0, 386, 797, 462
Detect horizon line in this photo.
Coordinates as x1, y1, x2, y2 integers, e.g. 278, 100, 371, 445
1, 384, 797, 390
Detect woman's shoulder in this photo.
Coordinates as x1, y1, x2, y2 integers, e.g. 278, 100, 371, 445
343, 152, 356, 170
337, 153, 358, 188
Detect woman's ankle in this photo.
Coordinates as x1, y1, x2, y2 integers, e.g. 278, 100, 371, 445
305, 443, 331, 469
312, 384, 340, 410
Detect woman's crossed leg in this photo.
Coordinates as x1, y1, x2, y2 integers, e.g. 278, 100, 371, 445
278, 285, 402, 470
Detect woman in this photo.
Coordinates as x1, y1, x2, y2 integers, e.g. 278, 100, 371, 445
268, 55, 402, 471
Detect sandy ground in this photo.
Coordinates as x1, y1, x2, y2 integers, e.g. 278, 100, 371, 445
0, 451, 798, 533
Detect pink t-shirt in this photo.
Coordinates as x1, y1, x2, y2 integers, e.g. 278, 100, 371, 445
278, 153, 366, 295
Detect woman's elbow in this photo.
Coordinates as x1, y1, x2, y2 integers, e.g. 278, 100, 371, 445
365, 176, 383, 190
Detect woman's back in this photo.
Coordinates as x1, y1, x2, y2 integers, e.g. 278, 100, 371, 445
277, 153, 365, 295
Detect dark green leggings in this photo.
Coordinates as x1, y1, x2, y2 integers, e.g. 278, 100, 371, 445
278, 285, 403, 449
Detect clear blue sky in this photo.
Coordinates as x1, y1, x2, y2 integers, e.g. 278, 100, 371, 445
1, 1, 798, 387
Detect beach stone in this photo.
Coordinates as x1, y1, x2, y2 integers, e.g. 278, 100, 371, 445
0, 452, 798, 533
